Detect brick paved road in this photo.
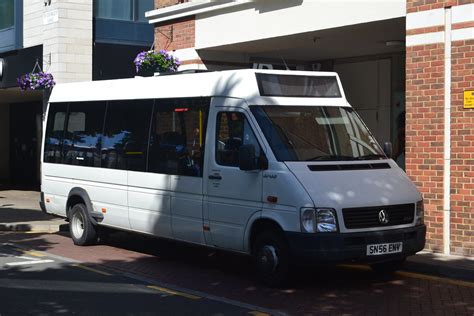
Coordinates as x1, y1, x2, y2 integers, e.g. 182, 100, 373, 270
0, 231, 473, 316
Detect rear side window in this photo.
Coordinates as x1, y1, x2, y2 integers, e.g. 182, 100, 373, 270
148, 99, 209, 177
102, 100, 153, 171
63, 102, 106, 167
44, 103, 67, 163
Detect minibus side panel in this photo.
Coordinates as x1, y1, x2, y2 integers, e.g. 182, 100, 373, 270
128, 171, 172, 238
42, 163, 73, 216
69, 166, 129, 229
169, 175, 205, 244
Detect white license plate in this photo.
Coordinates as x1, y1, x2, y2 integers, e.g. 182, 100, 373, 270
366, 242, 403, 256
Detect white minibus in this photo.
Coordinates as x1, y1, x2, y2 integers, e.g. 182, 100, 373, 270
40, 69, 425, 285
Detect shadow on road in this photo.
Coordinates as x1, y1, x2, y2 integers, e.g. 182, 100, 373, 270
1, 231, 473, 315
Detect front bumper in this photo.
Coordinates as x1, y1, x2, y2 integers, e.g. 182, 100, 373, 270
285, 225, 426, 264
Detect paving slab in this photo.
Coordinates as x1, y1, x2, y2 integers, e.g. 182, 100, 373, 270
0, 190, 67, 233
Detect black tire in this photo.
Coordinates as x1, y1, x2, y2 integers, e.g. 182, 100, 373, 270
370, 257, 406, 274
252, 230, 290, 287
69, 203, 97, 246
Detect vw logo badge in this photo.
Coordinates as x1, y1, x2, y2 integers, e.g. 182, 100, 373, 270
378, 209, 389, 224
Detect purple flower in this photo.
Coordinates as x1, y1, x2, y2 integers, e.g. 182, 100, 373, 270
18, 71, 56, 91
134, 49, 180, 74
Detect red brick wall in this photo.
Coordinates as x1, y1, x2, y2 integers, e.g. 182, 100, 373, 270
450, 40, 474, 256
407, 0, 474, 256
406, 43, 446, 252
154, 16, 195, 51
155, 0, 188, 9
408, 0, 474, 13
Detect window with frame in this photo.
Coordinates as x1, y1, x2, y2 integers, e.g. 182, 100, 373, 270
94, 0, 154, 22
148, 99, 209, 177
215, 112, 261, 167
44, 103, 67, 164
101, 99, 153, 171
62, 102, 106, 167
0, 0, 14, 30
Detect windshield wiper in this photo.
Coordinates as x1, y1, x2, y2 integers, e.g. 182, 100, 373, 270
307, 155, 357, 161
356, 154, 386, 160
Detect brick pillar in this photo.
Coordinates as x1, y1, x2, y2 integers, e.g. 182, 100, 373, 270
450, 39, 474, 256
153, 0, 203, 69
406, 0, 474, 256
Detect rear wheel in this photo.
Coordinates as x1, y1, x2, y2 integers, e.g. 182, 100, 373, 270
370, 257, 406, 274
252, 230, 290, 287
69, 203, 97, 246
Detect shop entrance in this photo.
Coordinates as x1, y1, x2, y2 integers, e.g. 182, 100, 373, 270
9, 102, 42, 188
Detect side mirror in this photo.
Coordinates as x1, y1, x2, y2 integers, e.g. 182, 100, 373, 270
383, 142, 392, 158
239, 144, 258, 171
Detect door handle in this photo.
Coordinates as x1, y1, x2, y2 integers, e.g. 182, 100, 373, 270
208, 175, 222, 180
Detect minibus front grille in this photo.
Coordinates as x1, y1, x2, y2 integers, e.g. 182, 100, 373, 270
308, 163, 391, 171
342, 203, 415, 229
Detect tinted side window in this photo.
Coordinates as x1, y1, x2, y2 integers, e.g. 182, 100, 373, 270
148, 99, 209, 177
216, 112, 261, 167
102, 100, 153, 171
63, 102, 106, 167
44, 103, 67, 163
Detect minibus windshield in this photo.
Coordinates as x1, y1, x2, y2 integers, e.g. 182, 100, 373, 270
250, 106, 385, 162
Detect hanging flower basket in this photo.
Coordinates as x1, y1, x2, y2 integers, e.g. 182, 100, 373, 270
134, 50, 180, 76
18, 71, 56, 91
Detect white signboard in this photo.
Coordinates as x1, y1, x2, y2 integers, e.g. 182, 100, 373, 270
43, 10, 59, 25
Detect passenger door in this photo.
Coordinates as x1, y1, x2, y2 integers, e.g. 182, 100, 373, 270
145, 99, 209, 244
204, 101, 263, 251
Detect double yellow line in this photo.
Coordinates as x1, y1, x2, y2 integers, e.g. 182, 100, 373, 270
338, 264, 474, 288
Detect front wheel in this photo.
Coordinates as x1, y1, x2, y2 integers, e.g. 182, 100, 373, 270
69, 203, 97, 246
252, 230, 290, 287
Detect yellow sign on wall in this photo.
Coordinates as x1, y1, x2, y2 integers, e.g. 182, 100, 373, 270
465, 90, 474, 109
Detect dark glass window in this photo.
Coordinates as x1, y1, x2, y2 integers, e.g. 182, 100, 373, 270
102, 99, 153, 171
94, 0, 154, 22
148, 98, 209, 177
250, 106, 383, 162
63, 102, 106, 167
215, 112, 261, 167
44, 103, 67, 164
0, 0, 14, 30
256, 73, 341, 98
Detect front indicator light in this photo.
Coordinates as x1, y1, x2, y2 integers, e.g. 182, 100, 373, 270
301, 208, 316, 233
416, 200, 424, 225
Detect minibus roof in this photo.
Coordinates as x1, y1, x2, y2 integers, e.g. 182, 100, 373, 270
49, 69, 349, 107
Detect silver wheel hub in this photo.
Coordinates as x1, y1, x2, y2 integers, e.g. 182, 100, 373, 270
259, 245, 278, 273
71, 211, 85, 239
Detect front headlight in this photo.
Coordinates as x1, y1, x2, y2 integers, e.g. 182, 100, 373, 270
315, 209, 338, 232
300, 208, 338, 233
416, 200, 424, 225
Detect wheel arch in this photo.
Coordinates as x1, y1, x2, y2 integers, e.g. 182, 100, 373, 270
66, 187, 97, 224
245, 216, 286, 254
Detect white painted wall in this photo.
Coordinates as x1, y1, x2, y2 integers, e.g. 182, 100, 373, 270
23, 0, 93, 83
334, 59, 391, 144
23, 0, 44, 48
195, 0, 406, 49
